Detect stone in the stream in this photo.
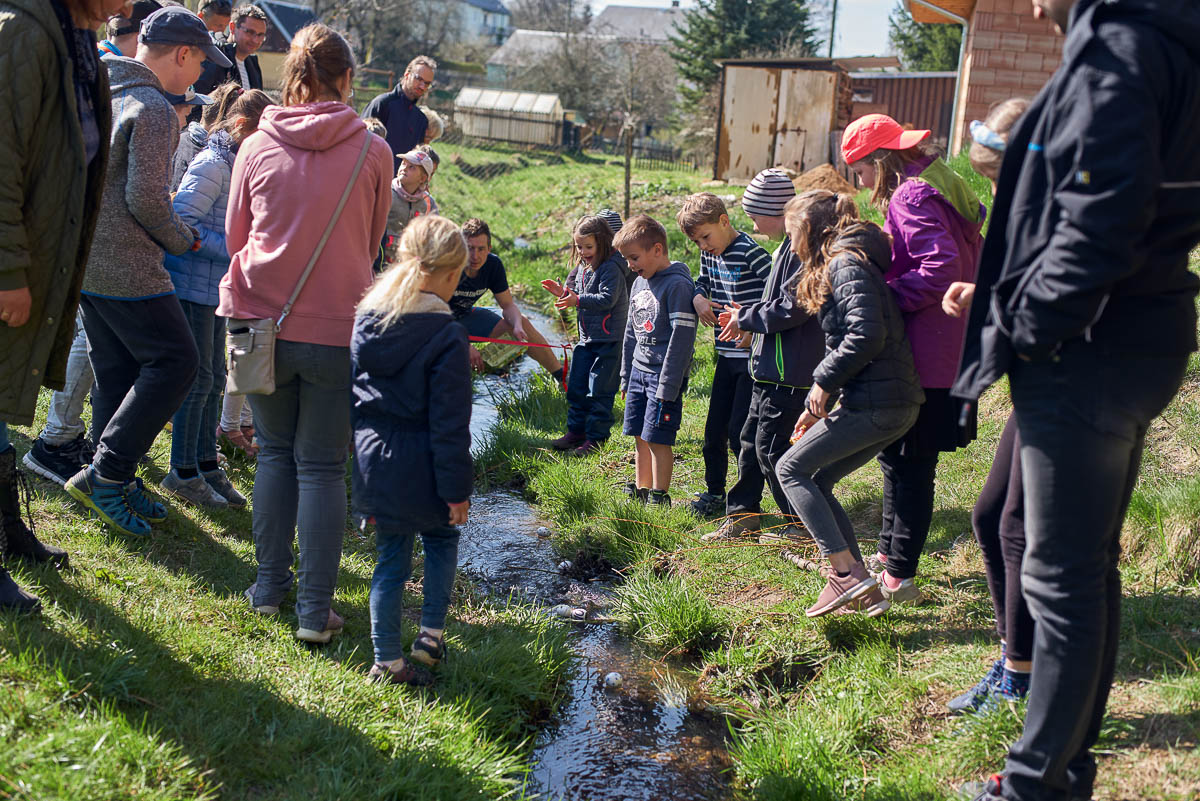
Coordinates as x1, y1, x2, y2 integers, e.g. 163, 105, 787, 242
536, 526, 550, 537
603, 672, 623, 689
557, 560, 573, 573
548, 604, 572, 618
569, 607, 587, 622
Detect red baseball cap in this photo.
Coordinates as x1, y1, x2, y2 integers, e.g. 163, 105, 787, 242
841, 114, 931, 165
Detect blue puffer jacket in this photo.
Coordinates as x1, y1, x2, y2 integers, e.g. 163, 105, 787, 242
164, 131, 234, 306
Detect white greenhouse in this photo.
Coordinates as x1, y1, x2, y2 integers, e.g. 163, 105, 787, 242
453, 87, 564, 147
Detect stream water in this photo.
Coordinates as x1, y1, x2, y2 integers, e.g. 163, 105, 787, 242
460, 307, 733, 800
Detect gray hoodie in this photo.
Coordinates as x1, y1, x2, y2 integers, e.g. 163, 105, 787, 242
621, 261, 696, 401
82, 56, 194, 300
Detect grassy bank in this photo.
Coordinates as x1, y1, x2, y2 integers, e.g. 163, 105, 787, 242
1, 391, 572, 799
446, 149, 1200, 799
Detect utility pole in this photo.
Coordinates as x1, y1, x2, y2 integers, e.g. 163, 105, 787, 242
828, 0, 838, 58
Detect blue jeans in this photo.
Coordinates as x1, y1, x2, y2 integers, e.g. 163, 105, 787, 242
247, 340, 351, 632
170, 301, 225, 469
565, 340, 620, 441
370, 522, 460, 662
41, 312, 94, 446
1002, 344, 1188, 801
80, 294, 199, 483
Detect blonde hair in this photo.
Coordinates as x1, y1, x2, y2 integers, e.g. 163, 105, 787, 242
280, 23, 354, 107
363, 116, 387, 137
784, 190, 870, 314
968, 97, 1030, 182
675, 192, 728, 235
613, 214, 668, 254
358, 216, 468, 327
421, 107, 444, 142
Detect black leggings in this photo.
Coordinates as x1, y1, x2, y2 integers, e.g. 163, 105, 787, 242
972, 413, 1034, 663
701, 355, 754, 496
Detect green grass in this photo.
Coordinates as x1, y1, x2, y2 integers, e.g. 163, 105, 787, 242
459, 148, 1200, 799
2, 396, 572, 799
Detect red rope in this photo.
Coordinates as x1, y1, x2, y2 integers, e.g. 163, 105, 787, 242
469, 336, 571, 392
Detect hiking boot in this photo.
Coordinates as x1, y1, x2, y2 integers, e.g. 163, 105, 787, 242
569, 439, 604, 457
123, 477, 168, 523
410, 632, 446, 667
368, 658, 433, 687
550, 431, 586, 451
162, 470, 228, 509
622, 482, 649, 504
758, 524, 807, 545
700, 515, 760, 543
1, 449, 69, 568
23, 435, 93, 486
296, 608, 344, 644
65, 467, 151, 536
687, 491, 726, 518
0, 566, 40, 614
948, 659, 1004, 715
646, 489, 671, 507
878, 571, 922, 604
202, 468, 247, 509
805, 561, 876, 617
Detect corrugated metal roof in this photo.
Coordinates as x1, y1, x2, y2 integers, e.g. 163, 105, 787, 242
849, 71, 957, 79
455, 86, 561, 115
258, 0, 316, 42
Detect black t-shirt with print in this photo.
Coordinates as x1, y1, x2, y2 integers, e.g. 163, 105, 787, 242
449, 252, 509, 319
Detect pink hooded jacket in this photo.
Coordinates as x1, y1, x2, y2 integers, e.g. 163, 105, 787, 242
218, 102, 392, 347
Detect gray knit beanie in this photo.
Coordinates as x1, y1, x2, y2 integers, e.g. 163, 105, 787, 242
741, 169, 796, 217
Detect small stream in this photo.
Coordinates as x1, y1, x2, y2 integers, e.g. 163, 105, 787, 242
460, 306, 733, 800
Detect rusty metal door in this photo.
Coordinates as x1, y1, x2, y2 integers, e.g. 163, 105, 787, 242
773, 69, 839, 174
716, 66, 781, 182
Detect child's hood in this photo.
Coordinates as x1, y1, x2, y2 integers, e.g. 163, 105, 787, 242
102, 55, 164, 95
835, 224, 892, 275
652, 261, 694, 286
258, 101, 368, 153
354, 294, 457, 376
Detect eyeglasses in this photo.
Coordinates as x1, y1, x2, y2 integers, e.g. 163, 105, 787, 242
237, 25, 267, 39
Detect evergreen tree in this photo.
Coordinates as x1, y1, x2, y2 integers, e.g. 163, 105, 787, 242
670, 0, 819, 104
887, 3, 962, 72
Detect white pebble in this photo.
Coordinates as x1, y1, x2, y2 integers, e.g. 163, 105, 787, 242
557, 560, 573, 572
603, 672, 623, 689
548, 604, 572, 618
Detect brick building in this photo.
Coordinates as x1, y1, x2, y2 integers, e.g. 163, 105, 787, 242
907, 0, 1061, 151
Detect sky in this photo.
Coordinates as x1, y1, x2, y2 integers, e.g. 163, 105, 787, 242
588, 0, 897, 58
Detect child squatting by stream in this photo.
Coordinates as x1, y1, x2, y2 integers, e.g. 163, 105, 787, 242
351, 215, 473, 687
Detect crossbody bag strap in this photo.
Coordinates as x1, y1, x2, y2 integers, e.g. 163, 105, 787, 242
276, 131, 373, 328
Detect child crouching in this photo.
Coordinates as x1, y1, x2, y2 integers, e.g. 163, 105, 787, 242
541, 215, 630, 456
352, 215, 472, 686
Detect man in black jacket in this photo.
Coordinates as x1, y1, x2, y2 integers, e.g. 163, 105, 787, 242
953, 1, 1200, 799
361, 55, 436, 173
193, 3, 265, 97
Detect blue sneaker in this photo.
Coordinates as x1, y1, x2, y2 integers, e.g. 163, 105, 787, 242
65, 468, 151, 536
948, 659, 1003, 714
122, 477, 168, 523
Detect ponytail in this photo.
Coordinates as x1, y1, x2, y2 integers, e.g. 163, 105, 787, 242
785, 190, 870, 315
280, 23, 355, 106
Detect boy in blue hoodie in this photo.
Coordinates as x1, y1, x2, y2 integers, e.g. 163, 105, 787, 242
616, 216, 697, 506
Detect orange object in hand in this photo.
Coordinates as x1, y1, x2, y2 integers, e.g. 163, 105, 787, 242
790, 424, 810, 445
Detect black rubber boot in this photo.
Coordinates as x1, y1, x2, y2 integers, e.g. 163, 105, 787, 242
0, 448, 69, 568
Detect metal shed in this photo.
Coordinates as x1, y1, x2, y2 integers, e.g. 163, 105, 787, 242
453, 87, 564, 148
850, 72, 957, 149
714, 59, 853, 182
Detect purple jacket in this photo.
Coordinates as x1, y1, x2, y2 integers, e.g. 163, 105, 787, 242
883, 155, 985, 388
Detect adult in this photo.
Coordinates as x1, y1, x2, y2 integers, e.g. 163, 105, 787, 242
0, 0, 124, 612
455, 219, 563, 381
218, 22, 392, 644
954, 1, 1200, 800
97, 0, 161, 57
840, 113, 985, 604
193, 3, 265, 96
197, 0, 231, 35
361, 55, 436, 173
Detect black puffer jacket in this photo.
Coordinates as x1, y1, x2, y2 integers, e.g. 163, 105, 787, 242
813, 224, 925, 410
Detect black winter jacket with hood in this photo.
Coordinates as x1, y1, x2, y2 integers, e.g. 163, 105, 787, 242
954, 0, 1200, 404
814, 224, 925, 411
351, 293, 473, 532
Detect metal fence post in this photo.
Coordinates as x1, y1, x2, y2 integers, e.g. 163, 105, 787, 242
624, 124, 633, 220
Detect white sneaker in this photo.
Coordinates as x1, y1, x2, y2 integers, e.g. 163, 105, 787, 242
161, 470, 229, 508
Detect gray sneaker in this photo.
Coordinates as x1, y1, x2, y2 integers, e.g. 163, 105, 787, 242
700, 515, 760, 543
202, 468, 247, 509
162, 470, 229, 508
878, 572, 922, 604
757, 524, 807, 545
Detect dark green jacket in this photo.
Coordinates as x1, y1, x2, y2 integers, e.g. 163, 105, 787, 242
0, 0, 111, 425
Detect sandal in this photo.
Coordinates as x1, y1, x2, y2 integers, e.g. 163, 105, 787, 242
368, 658, 433, 686
410, 632, 446, 667
216, 425, 259, 459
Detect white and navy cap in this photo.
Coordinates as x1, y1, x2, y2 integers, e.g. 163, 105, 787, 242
741, 169, 796, 217
597, 209, 623, 234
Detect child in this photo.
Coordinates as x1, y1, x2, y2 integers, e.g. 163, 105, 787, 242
774, 190, 923, 618
162, 88, 271, 509
707, 169, 825, 543
172, 81, 242, 192
420, 107, 443, 143
676, 193, 772, 518
540, 216, 630, 456
616, 215, 697, 506
352, 215, 473, 686
384, 145, 440, 264
65, 6, 231, 536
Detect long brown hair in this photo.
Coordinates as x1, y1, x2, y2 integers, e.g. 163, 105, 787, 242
280, 23, 355, 107
572, 215, 615, 268
785, 190, 867, 315
863, 144, 934, 210
221, 89, 272, 143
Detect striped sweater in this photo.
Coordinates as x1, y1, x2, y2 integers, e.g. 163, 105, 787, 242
693, 231, 772, 357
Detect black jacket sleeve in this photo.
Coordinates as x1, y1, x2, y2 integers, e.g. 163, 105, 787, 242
736, 247, 810, 334
813, 256, 887, 394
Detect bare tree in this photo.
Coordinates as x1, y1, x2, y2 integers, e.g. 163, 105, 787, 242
508, 0, 592, 33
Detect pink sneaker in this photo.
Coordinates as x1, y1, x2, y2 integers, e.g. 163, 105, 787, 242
806, 562, 877, 618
